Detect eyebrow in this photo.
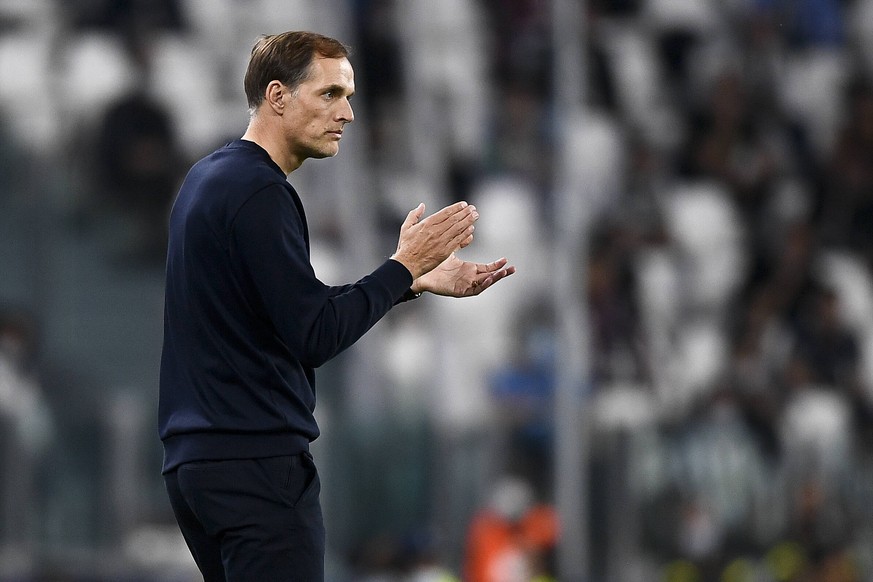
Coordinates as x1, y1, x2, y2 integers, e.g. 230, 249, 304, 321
323, 83, 354, 97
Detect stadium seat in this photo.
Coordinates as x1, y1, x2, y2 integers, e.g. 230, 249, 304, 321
57, 32, 138, 123
663, 181, 746, 314
0, 31, 56, 151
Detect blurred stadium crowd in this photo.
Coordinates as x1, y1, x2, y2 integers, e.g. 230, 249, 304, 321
3, 0, 873, 580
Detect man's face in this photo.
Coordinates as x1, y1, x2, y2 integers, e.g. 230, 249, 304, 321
282, 56, 355, 162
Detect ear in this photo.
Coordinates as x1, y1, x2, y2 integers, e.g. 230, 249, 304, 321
265, 80, 286, 114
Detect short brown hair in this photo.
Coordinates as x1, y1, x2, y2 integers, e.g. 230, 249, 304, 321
244, 31, 350, 111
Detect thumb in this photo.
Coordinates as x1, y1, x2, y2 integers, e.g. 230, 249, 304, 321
401, 203, 425, 231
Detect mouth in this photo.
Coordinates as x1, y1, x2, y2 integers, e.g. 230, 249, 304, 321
327, 130, 343, 139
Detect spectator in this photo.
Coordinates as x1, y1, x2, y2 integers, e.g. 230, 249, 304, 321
90, 91, 185, 264
490, 300, 555, 493
0, 307, 53, 549
818, 79, 873, 264
791, 286, 861, 390
464, 476, 559, 582
60, 0, 187, 67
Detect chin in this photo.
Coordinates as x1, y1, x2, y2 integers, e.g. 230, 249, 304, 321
311, 146, 340, 159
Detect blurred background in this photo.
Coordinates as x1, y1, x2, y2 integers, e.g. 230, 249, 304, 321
2, 0, 873, 580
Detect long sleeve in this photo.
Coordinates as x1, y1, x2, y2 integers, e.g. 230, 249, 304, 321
229, 185, 412, 368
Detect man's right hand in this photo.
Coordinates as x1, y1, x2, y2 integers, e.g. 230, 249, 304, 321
390, 201, 479, 279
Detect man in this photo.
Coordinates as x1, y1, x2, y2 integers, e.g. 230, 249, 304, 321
159, 31, 514, 581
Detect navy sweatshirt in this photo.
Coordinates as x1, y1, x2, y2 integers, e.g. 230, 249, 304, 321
159, 139, 413, 473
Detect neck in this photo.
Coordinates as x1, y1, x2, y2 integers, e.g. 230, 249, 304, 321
241, 113, 302, 175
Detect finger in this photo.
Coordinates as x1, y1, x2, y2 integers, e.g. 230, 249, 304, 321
448, 224, 476, 250
470, 258, 509, 277
402, 203, 425, 231
428, 201, 475, 226
479, 257, 509, 274
442, 207, 478, 243
472, 266, 515, 294
492, 266, 516, 282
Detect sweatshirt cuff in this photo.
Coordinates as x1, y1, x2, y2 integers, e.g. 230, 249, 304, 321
376, 259, 416, 303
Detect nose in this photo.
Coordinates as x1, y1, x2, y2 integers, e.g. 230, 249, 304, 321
339, 98, 354, 123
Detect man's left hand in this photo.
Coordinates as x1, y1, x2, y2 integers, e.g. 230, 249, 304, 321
410, 254, 516, 298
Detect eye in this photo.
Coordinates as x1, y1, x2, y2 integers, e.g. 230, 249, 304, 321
323, 90, 335, 100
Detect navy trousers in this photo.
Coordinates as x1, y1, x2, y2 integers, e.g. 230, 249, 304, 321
164, 452, 324, 581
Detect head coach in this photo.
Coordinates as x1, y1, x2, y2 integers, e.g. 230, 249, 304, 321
158, 30, 515, 581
